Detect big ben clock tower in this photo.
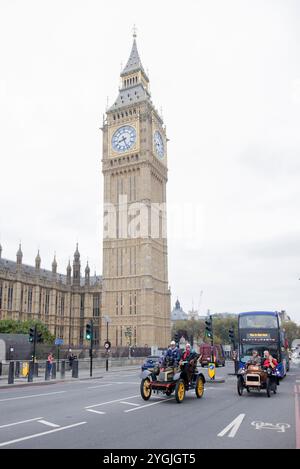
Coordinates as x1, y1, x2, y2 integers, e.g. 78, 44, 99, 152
101, 31, 171, 348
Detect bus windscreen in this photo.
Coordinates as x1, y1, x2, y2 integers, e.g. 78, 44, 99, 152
239, 314, 278, 329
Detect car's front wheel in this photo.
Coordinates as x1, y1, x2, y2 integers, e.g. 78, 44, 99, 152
140, 378, 152, 401
175, 379, 185, 403
195, 375, 205, 398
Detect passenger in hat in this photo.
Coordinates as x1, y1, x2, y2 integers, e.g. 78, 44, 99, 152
247, 350, 261, 366
163, 339, 180, 367
179, 343, 200, 384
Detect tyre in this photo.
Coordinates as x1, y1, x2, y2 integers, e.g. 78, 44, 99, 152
246, 386, 250, 393
195, 375, 205, 398
165, 388, 172, 396
266, 378, 271, 397
237, 377, 244, 396
175, 379, 185, 403
140, 378, 152, 401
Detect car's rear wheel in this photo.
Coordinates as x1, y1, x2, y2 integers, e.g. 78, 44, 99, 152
237, 376, 244, 396
175, 379, 185, 403
266, 378, 271, 397
195, 376, 204, 398
140, 378, 152, 401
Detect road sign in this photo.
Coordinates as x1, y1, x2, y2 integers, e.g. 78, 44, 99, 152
55, 338, 64, 346
104, 341, 111, 350
208, 362, 216, 379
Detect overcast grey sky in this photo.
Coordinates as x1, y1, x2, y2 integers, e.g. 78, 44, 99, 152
1, 0, 300, 323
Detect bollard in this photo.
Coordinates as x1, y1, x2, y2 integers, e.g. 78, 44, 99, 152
72, 359, 78, 378
45, 361, 50, 380
28, 362, 34, 382
15, 361, 20, 378
8, 361, 14, 384
0, 361, 2, 376
60, 360, 65, 379
106, 358, 108, 372
51, 362, 56, 379
34, 362, 39, 377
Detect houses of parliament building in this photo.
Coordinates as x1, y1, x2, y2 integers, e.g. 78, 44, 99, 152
0, 33, 171, 348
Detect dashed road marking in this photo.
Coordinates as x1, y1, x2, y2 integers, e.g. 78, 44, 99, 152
87, 384, 114, 389
295, 385, 300, 449
0, 391, 66, 403
0, 417, 44, 429
0, 421, 87, 447
37, 420, 60, 428
86, 409, 106, 415
119, 401, 140, 407
85, 395, 139, 409
124, 398, 174, 413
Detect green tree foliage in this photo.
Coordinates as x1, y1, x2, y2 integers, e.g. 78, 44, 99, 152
173, 316, 238, 345
282, 321, 300, 346
0, 319, 55, 344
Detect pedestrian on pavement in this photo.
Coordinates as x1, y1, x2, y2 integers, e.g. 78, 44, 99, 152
47, 352, 54, 374
68, 351, 75, 369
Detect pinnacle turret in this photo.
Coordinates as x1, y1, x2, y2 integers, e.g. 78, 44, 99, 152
52, 254, 57, 274
16, 244, 23, 265
35, 250, 41, 269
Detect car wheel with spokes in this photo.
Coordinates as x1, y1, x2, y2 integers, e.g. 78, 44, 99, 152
140, 378, 152, 401
237, 376, 244, 396
175, 379, 185, 403
195, 375, 204, 398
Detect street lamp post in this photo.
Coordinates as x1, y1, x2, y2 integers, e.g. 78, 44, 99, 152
103, 315, 111, 372
125, 327, 132, 359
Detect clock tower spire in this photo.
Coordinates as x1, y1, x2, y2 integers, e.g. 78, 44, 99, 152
101, 32, 171, 348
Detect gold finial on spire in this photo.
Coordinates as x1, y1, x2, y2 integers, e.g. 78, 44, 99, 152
132, 24, 137, 38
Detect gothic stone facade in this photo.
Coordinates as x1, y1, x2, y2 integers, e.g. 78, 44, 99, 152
0, 35, 171, 348
0, 245, 102, 347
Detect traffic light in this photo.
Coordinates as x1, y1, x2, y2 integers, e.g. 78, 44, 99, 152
229, 328, 235, 343
174, 332, 179, 344
37, 331, 43, 343
29, 326, 35, 343
86, 323, 92, 341
205, 316, 213, 339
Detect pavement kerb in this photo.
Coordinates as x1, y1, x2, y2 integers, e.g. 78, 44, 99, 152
0, 366, 141, 390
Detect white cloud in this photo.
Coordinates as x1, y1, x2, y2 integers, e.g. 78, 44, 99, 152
1, 0, 300, 323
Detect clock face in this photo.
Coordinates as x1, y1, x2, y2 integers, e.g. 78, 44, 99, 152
111, 125, 136, 153
153, 130, 164, 159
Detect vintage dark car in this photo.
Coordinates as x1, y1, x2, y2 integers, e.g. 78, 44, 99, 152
237, 364, 280, 397
140, 356, 206, 403
141, 355, 163, 372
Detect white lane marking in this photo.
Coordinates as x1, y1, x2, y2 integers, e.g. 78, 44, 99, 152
119, 401, 140, 407
296, 380, 300, 383
0, 417, 44, 429
124, 398, 174, 413
37, 420, 60, 428
0, 391, 66, 403
85, 395, 139, 409
86, 409, 106, 415
0, 421, 86, 448
100, 381, 139, 385
87, 384, 114, 389
218, 414, 245, 438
